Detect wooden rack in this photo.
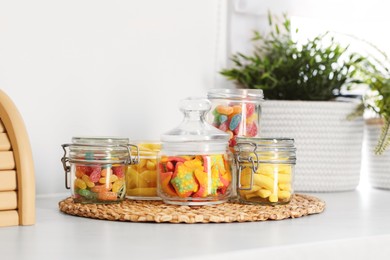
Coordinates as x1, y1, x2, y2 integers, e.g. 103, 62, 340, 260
0, 90, 35, 227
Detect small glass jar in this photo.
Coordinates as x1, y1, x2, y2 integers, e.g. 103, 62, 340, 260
61, 137, 139, 204
207, 89, 263, 148
126, 141, 161, 200
234, 137, 296, 205
157, 98, 233, 206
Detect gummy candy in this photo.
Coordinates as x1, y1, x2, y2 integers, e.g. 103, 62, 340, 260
125, 142, 161, 198
238, 162, 293, 204
158, 154, 231, 200
209, 103, 259, 147
72, 163, 125, 203
229, 114, 242, 131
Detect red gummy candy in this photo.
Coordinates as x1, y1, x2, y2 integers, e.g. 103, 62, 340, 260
229, 136, 237, 147
112, 166, 124, 178
76, 165, 92, 175
219, 121, 229, 132
233, 125, 241, 135
160, 171, 178, 197
245, 103, 255, 117
89, 167, 102, 182
246, 123, 258, 137
166, 161, 174, 171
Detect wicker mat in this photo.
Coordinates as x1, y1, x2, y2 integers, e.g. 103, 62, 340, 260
58, 194, 325, 223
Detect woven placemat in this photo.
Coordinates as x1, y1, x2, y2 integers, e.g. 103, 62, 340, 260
59, 194, 325, 223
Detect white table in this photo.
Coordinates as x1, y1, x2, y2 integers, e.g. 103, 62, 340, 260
1, 188, 390, 260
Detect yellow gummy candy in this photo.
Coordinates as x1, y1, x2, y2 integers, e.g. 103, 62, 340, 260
239, 185, 261, 195
75, 178, 87, 189
146, 160, 156, 170
278, 190, 291, 200
81, 175, 95, 188
253, 174, 275, 192
257, 189, 272, 198
279, 183, 291, 191
240, 167, 253, 186
269, 194, 278, 203
112, 180, 124, 193
140, 170, 157, 186
127, 187, 157, 196
278, 173, 291, 184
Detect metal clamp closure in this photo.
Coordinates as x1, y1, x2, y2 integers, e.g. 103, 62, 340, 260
235, 142, 259, 191
61, 144, 71, 189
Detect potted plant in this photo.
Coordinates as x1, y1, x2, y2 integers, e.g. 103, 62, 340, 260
358, 54, 390, 189
220, 14, 389, 192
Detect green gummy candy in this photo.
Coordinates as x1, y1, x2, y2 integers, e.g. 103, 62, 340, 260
78, 189, 96, 199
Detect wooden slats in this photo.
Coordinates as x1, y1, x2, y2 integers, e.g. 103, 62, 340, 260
0, 191, 17, 210
0, 171, 17, 191
0, 90, 35, 226
0, 151, 15, 170
0, 210, 19, 227
0, 133, 11, 151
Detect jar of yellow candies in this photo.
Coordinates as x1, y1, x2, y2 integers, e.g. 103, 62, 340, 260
61, 137, 139, 204
126, 142, 161, 200
234, 138, 296, 205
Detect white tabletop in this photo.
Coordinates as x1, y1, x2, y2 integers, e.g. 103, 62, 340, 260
1, 188, 390, 260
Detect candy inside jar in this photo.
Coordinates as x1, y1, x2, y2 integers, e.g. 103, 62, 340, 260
126, 142, 161, 200
235, 138, 296, 205
157, 98, 233, 206
158, 154, 231, 200
61, 137, 139, 204
207, 89, 263, 148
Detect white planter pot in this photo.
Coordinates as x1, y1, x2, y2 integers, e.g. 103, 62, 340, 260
364, 119, 390, 189
260, 100, 364, 192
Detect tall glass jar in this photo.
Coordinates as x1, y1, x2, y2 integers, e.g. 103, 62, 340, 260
157, 98, 233, 206
126, 141, 161, 200
234, 137, 296, 205
61, 137, 139, 204
207, 89, 263, 148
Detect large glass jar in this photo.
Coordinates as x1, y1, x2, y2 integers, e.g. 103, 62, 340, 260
126, 141, 161, 200
234, 137, 296, 205
207, 89, 263, 148
61, 137, 139, 204
157, 98, 233, 206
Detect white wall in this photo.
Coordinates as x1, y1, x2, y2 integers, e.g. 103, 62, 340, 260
229, 0, 390, 57
0, 0, 228, 195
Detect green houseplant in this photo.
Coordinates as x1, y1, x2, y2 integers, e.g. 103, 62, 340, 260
221, 13, 390, 191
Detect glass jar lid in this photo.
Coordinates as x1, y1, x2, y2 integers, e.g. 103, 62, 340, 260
64, 136, 136, 164
207, 88, 264, 101
161, 98, 229, 153
235, 137, 296, 164
72, 136, 129, 145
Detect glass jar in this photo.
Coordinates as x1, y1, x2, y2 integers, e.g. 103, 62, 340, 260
207, 89, 263, 148
157, 98, 233, 206
126, 141, 161, 200
234, 137, 296, 205
61, 137, 139, 204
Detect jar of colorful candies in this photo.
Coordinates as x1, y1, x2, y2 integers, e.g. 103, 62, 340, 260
126, 141, 161, 200
234, 137, 296, 205
61, 137, 139, 204
157, 98, 233, 206
207, 89, 263, 148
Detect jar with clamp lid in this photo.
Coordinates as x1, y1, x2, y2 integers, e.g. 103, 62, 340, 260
126, 141, 161, 200
157, 98, 233, 206
234, 137, 296, 205
207, 89, 263, 148
61, 137, 139, 204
